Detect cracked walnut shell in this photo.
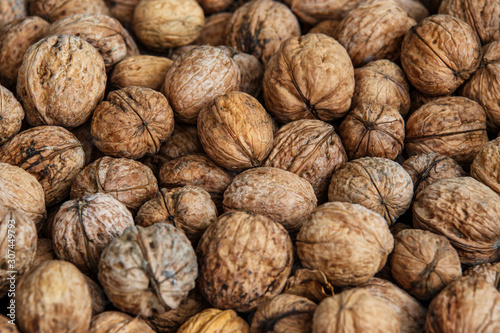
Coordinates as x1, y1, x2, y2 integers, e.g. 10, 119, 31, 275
0, 84, 24, 146
90, 311, 155, 333
178, 308, 249, 333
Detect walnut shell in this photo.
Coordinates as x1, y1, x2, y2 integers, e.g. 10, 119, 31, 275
98, 223, 198, 317
197, 0, 233, 14
401, 14, 481, 96
328, 157, 413, 225
32, 238, 55, 268
464, 262, 500, 287
284, 0, 364, 24
29, 0, 109, 22
283, 269, 334, 304
16, 34, 106, 128
263, 33, 354, 123
17, 260, 92, 333
0, 84, 24, 146
110, 55, 173, 91
90, 311, 155, 333
409, 89, 445, 115
194, 12, 231, 46
198, 211, 293, 312
71, 121, 102, 166
413, 177, 500, 265
308, 19, 340, 38
104, 0, 140, 26
0, 314, 20, 332
0, 0, 26, 28
178, 308, 250, 333
91, 86, 175, 159
230, 49, 263, 98
394, 0, 429, 22
84, 275, 108, 316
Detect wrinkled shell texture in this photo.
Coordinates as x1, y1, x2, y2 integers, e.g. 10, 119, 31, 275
17, 260, 92, 333
226, 0, 301, 64
157, 124, 204, 161
98, 224, 198, 317
0, 84, 24, 145
91, 86, 175, 159
308, 19, 340, 38
197, 211, 293, 312
0, 126, 85, 206
223, 167, 317, 232
17, 34, 106, 128
0, 0, 26, 27
328, 157, 413, 225
339, 103, 405, 160
197, 0, 233, 14
285, 0, 364, 24
133, 0, 205, 50
84, 275, 107, 316
33, 238, 56, 268
90, 311, 155, 333
29, 0, 110, 22
264, 119, 347, 201
464, 262, 500, 286
297, 202, 394, 286
110, 55, 173, 91
413, 177, 500, 265
405, 96, 488, 166
472, 137, 500, 195
231, 50, 263, 98
104, 0, 141, 26
394, 0, 429, 22
401, 14, 481, 96
177, 308, 249, 333
336, 0, 416, 67
263, 33, 354, 123
70, 156, 159, 212
0, 314, 20, 332
71, 122, 102, 165
52, 193, 134, 275
283, 269, 334, 303
194, 12, 232, 46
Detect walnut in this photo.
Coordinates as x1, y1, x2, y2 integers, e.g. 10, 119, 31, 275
223, 167, 317, 233
394, 0, 429, 22
297, 202, 394, 286
405, 97, 488, 166
308, 20, 340, 38
283, 269, 334, 304
401, 14, 481, 96
178, 308, 250, 332
84, 275, 108, 316
16, 34, 106, 128
0, 84, 24, 146
194, 12, 231, 46
91, 86, 175, 159
198, 211, 293, 312
98, 223, 198, 317
133, 0, 205, 51
284, 0, 365, 24
413, 177, 500, 265
104, 0, 140, 26
110, 55, 173, 91
328, 157, 413, 225
339, 103, 405, 160
197, 0, 233, 14
464, 262, 500, 287
70, 156, 159, 212
264, 119, 347, 201
226, 0, 301, 64
17, 260, 92, 333
169, 45, 198, 61
90, 311, 155, 333
0, 0, 26, 28
32, 238, 55, 268
0, 314, 20, 332
425, 276, 500, 333
409, 89, 445, 115
228, 48, 263, 97
29, 0, 109, 22
263, 33, 354, 123
71, 122, 102, 166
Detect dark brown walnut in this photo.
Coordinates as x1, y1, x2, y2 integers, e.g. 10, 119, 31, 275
328, 157, 414, 225
70, 156, 159, 212
178, 308, 250, 332
390, 222, 412, 236
264, 119, 347, 201
84, 275, 108, 316
52, 193, 134, 275
339, 103, 405, 160
32, 238, 55, 268
297, 202, 394, 286
250, 294, 317, 333
223, 167, 317, 233
0, 84, 24, 145
48, 13, 139, 72
352, 60, 411, 116
401, 14, 481, 96
405, 97, 488, 166
17, 260, 92, 333
104, 0, 140, 26
409, 90, 446, 115
91, 86, 175, 159
197, 0, 233, 14
336, 0, 416, 67
313, 289, 401, 333
135, 186, 217, 243
413, 177, 500, 265
90, 311, 155, 333
17, 34, 106, 128
29, 0, 109, 22
0, 314, 20, 332
464, 262, 500, 287
357, 278, 427, 333
225, 0, 301, 64
390, 228, 462, 301
40, 203, 60, 240
110, 55, 173, 91
394, 0, 429, 22
98, 223, 198, 317
263, 33, 354, 123
0, 0, 26, 27
426, 276, 500, 333
198, 211, 293, 312
71, 122, 102, 165
194, 12, 231, 46
283, 269, 334, 304
402, 152, 466, 196
0, 16, 49, 90
308, 20, 340, 38
284, 0, 365, 24
133, 0, 205, 51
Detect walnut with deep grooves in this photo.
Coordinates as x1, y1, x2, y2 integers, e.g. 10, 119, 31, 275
0, 84, 24, 145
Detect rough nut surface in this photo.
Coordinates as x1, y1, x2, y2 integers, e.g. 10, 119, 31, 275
0, 0, 26, 28
177, 308, 250, 332
284, 0, 364, 24
197, 0, 233, 14
472, 138, 500, 196
32, 238, 56, 268
29, 0, 110, 22
104, 0, 140, 26
227, 48, 263, 98
194, 12, 232, 46
110, 55, 173, 91
0, 84, 24, 145
283, 269, 334, 303
0, 314, 20, 332
464, 262, 500, 287
90, 311, 156, 333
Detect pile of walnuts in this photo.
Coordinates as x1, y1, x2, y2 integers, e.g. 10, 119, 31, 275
1, 0, 500, 332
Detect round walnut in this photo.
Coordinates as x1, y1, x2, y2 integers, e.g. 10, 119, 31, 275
297, 202, 394, 286
0, 84, 24, 145
0, 314, 20, 332
264, 119, 347, 201
229, 49, 263, 98
17, 260, 92, 333
17, 34, 106, 128
197, 0, 233, 14
336, 0, 416, 67
29, 0, 109, 22
225, 0, 301, 64
90, 311, 155, 333
308, 20, 340, 38
52, 193, 134, 275
194, 13, 232, 46
91, 86, 175, 159
32, 238, 55, 268
223, 167, 317, 233
98, 223, 198, 317
284, 0, 364, 24
48, 13, 139, 72
133, 0, 205, 51
104, 0, 140, 26
352, 60, 411, 116
401, 14, 481, 96
339, 103, 405, 160
464, 262, 500, 287
283, 269, 334, 304
0, 0, 26, 28
413, 177, 500, 265
328, 157, 414, 225
426, 276, 500, 333
405, 97, 488, 166
70, 156, 158, 212
178, 308, 249, 333
198, 211, 293, 312
110, 55, 173, 91
263, 33, 354, 123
